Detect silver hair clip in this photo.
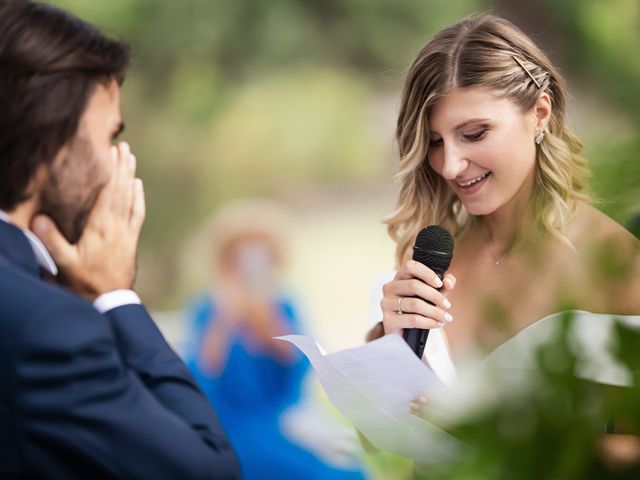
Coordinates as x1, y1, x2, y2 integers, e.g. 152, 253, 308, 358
512, 55, 541, 89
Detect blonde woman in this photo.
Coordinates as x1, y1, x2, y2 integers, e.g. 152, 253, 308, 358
369, 14, 640, 367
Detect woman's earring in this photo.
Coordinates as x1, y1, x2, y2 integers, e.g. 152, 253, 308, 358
535, 131, 545, 145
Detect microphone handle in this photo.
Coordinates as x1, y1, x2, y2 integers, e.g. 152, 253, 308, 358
402, 269, 445, 358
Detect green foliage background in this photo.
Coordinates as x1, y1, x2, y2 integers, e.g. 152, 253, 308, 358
46, 0, 640, 308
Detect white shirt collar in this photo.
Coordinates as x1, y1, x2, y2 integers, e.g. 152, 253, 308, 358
0, 209, 58, 276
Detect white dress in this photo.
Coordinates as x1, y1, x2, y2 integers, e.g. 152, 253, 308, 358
369, 271, 640, 389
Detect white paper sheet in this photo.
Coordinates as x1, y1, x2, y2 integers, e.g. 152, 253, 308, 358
275, 333, 464, 462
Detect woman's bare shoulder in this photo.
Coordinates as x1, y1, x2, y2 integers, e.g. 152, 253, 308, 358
572, 203, 637, 246
573, 203, 640, 314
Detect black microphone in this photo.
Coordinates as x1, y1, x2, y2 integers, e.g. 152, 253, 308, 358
403, 225, 454, 358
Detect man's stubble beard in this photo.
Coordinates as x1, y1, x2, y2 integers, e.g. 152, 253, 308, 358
38, 138, 104, 244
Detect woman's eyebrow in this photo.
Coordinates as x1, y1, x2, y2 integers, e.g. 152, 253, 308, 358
430, 118, 490, 135
453, 118, 490, 131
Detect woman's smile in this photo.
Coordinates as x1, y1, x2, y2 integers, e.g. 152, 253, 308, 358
455, 171, 492, 195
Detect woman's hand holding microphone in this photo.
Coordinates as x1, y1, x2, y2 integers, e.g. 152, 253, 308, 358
380, 260, 456, 336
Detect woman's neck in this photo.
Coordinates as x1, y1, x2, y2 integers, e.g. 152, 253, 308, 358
476, 175, 538, 258
480, 211, 527, 256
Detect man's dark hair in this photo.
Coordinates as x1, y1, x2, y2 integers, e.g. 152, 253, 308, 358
0, 0, 130, 210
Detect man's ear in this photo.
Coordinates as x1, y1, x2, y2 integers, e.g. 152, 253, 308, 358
533, 92, 552, 131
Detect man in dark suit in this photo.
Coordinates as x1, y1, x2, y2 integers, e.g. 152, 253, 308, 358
0, 1, 241, 478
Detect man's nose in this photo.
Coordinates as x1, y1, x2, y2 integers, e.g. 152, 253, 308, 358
440, 143, 468, 180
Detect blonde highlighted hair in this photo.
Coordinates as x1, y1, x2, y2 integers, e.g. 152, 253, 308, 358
385, 14, 590, 265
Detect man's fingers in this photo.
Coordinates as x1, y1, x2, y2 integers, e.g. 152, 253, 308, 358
110, 142, 135, 215
115, 142, 134, 182
128, 152, 137, 176
85, 147, 118, 221
130, 178, 145, 233
118, 142, 136, 178
31, 215, 77, 268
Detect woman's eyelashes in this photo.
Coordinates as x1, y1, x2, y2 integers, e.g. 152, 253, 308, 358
429, 137, 443, 147
429, 128, 488, 148
464, 129, 487, 141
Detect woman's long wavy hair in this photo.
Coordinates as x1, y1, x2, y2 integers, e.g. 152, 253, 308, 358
385, 14, 590, 266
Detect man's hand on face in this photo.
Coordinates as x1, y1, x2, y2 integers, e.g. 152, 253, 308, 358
32, 142, 145, 302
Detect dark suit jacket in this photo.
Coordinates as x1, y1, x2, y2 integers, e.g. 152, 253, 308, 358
0, 220, 241, 479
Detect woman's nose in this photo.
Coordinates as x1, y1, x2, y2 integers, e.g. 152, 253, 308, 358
440, 144, 468, 180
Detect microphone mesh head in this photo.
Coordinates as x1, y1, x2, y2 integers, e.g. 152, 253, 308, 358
413, 225, 454, 273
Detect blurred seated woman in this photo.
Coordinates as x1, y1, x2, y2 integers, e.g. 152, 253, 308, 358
184, 199, 365, 480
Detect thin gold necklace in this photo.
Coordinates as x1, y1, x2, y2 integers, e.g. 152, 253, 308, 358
482, 226, 515, 267
487, 241, 505, 266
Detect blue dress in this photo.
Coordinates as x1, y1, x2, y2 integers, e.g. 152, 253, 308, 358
183, 294, 366, 480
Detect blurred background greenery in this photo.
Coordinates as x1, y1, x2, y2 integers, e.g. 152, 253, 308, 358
48, 0, 640, 314
45, 1, 640, 478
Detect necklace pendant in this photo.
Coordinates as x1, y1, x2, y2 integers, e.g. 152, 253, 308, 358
495, 259, 501, 266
